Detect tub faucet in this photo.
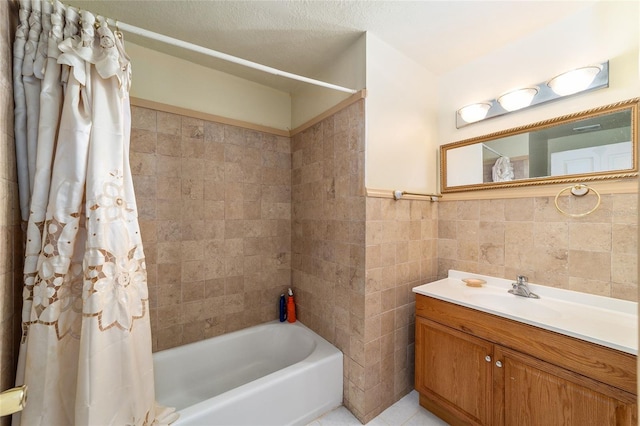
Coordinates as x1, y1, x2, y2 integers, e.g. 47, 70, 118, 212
508, 275, 539, 299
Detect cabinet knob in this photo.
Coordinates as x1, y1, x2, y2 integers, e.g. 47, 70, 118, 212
495, 360, 503, 368
485, 355, 491, 362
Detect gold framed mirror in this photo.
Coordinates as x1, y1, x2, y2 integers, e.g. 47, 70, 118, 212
440, 98, 638, 193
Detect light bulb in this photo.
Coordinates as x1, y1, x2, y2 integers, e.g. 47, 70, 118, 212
458, 103, 491, 123
497, 87, 538, 112
547, 66, 601, 96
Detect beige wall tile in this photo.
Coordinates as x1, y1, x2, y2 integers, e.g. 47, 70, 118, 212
437, 239, 457, 260
479, 221, 504, 244
569, 222, 611, 252
533, 222, 568, 248
457, 200, 479, 220
612, 224, 637, 254
568, 194, 612, 223
129, 106, 292, 354
457, 240, 479, 261
505, 221, 533, 245
157, 133, 181, 157
611, 281, 638, 301
457, 220, 479, 241
438, 220, 456, 239
568, 277, 611, 296
479, 243, 504, 265
479, 199, 505, 222
612, 193, 638, 224
611, 252, 637, 285
131, 128, 157, 154
157, 111, 182, 136
504, 197, 534, 221
131, 107, 157, 131
157, 155, 181, 177
438, 200, 457, 218
568, 250, 611, 282
534, 196, 567, 222
532, 247, 568, 275
504, 246, 534, 272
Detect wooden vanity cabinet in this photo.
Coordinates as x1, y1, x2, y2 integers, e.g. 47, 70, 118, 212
415, 294, 638, 426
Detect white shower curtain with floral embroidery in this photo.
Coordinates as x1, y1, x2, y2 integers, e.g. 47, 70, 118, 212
12, 1, 176, 424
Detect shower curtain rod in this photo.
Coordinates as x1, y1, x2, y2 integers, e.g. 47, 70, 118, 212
103, 18, 358, 94
482, 144, 503, 157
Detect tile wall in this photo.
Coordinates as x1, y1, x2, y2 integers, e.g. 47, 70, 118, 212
291, 100, 439, 423
364, 197, 438, 421
130, 106, 292, 351
290, 100, 367, 419
1, 2, 23, 424
437, 193, 638, 301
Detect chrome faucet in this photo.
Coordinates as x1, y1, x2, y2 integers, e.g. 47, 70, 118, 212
508, 275, 539, 299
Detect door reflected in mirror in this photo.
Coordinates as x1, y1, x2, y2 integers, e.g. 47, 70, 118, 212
441, 99, 638, 193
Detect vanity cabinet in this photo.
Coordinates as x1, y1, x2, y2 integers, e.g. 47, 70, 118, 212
415, 294, 638, 426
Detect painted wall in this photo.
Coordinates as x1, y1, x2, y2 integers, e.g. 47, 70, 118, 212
126, 36, 368, 133
438, 1, 640, 147
125, 42, 292, 131
365, 33, 439, 195
290, 33, 366, 129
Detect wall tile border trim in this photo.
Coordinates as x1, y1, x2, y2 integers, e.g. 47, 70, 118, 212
441, 179, 637, 201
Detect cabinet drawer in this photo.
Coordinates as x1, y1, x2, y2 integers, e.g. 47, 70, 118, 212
416, 294, 637, 394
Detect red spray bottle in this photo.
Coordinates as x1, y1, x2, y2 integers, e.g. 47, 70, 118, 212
287, 288, 296, 323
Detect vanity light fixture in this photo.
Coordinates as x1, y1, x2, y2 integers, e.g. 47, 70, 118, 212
497, 87, 539, 111
456, 61, 609, 128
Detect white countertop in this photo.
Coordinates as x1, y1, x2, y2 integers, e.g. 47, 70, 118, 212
413, 270, 638, 355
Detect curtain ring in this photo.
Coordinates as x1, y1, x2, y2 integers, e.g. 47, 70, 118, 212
115, 19, 123, 39
554, 184, 601, 218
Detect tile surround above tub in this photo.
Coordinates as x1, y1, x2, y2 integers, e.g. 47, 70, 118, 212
130, 105, 292, 352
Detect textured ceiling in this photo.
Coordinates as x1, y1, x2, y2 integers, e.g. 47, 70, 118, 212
65, 0, 595, 93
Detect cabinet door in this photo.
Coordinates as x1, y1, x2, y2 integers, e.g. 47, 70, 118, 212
416, 317, 493, 425
494, 346, 638, 426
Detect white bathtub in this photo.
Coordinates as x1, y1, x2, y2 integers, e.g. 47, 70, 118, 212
153, 320, 343, 426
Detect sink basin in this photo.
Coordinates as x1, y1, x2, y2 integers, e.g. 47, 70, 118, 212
464, 291, 562, 319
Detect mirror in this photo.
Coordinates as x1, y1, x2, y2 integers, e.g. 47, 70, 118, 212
441, 98, 638, 193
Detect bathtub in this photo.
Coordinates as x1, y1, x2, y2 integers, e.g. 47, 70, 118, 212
153, 320, 343, 426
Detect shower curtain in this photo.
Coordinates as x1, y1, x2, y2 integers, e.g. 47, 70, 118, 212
12, 1, 176, 424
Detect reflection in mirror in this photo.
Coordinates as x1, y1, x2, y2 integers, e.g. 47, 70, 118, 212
441, 99, 638, 193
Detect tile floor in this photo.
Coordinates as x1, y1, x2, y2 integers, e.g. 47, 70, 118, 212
307, 391, 449, 425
